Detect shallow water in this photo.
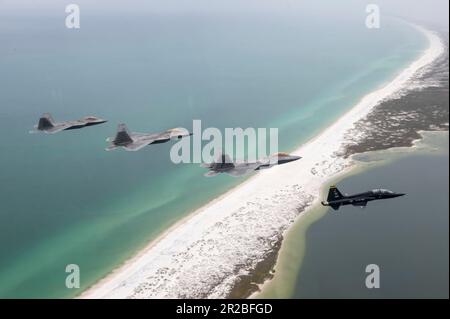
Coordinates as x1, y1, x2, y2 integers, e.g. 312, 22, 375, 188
0, 9, 427, 297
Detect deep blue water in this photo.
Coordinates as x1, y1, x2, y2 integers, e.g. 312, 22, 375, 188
294, 146, 449, 298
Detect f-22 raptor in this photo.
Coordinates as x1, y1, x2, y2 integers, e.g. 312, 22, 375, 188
106, 123, 191, 151
30, 113, 107, 134
201, 152, 301, 177
321, 185, 405, 210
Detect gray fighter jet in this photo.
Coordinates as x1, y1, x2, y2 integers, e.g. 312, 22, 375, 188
30, 113, 107, 134
201, 152, 301, 177
106, 123, 191, 151
321, 185, 405, 210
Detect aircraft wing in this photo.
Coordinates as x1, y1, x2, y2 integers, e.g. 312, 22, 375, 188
123, 140, 150, 151
204, 171, 219, 177
139, 132, 169, 145
45, 123, 72, 134
352, 200, 368, 208
105, 145, 118, 151
227, 163, 259, 177
254, 158, 277, 170
227, 170, 251, 177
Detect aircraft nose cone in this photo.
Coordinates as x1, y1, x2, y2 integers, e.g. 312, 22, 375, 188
279, 155, 301, 164
287, 155, 302, 162
394, 193, 406, 197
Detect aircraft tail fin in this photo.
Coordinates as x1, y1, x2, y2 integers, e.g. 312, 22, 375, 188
212, 152, 235, 169
216, 152, 233, 164
327, 185, 344, 202
112, 123, 133, 146
330, 204, 341, 211
37, 113, 55, 130
321, 200, 341, 211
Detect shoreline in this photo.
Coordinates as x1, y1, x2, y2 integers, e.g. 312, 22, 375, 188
259, 130, 449, 298
80, 24, 444, 299
252, 130, 449, 298
78, 171, 261, 298
252, 24, 449, 298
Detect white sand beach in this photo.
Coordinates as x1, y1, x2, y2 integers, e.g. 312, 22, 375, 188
81, 25, 444, 299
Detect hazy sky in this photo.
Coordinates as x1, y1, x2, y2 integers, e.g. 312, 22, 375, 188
1, 0, 448, 29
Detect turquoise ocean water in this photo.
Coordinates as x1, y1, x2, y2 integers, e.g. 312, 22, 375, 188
0, 10, 427, 297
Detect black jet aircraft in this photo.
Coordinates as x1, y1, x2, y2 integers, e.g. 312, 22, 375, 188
321, 185, 405, 210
